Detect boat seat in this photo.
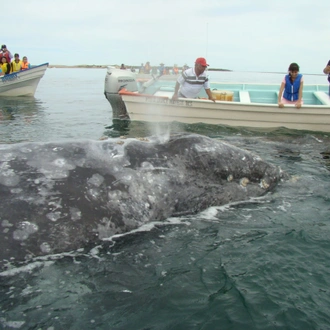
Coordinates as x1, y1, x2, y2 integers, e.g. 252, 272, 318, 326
239, 91, 251, 103
313, 91, 330, 105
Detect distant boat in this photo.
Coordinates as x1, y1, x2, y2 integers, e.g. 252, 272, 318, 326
0, 63, 48, 97
104, 66, 330, 133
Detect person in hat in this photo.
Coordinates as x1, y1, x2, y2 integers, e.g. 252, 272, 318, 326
11, 53, 22, 72
278, 62, 304, 109
0, 45, 13, 63
172, 57, 215, 101
323, 59, 330, 95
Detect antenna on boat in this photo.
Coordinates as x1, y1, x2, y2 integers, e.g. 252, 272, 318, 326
206, 22, 209, 59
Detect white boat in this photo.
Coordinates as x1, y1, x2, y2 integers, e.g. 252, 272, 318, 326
0, 63, 48, 97
104, 67, 330, 133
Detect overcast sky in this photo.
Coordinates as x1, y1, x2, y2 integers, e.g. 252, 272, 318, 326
2, 0, 329, 73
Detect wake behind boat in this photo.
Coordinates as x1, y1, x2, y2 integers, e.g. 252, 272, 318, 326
0, 63, 48, 97
104, 66, 330, 133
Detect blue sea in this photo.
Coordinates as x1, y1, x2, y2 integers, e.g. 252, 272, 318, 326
0, 68, 330, 330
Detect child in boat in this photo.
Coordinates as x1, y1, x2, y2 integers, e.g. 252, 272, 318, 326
11, 53, 22, 72
21, 56, 31, 70
278, 63, 303, 109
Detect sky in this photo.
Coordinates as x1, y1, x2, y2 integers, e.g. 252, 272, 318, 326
2, 0, 330, 73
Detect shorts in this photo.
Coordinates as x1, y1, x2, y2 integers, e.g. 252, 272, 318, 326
281, 97, 303, 105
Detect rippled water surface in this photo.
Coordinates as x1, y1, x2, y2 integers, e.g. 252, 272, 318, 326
0, 69, 330, 329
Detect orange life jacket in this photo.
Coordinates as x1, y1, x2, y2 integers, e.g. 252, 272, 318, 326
21, 62, 30, 70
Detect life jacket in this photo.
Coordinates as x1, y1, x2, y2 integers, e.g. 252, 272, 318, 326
21, 61, 30, 70
283, 74, 302, 101
1, 63, 10, 75
11, 60, 22, 72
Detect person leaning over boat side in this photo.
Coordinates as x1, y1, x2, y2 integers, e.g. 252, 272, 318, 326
11, 53, 22, 72
0, 56, 11, 75
172, 57, 215, 102
21, 56, 31, 70
0, 45, 13, 63
278, 62, 304, 109
322, 59, 330, 95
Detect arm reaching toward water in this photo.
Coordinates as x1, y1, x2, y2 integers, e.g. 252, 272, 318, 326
295, 81, 303, 109
278, 82, 285, 108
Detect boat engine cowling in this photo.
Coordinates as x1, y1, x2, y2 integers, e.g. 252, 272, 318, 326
104, 66, 138, 119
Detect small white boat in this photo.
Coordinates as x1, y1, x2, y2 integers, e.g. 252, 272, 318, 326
0, 63, 48, 97
104, 67, 330, 133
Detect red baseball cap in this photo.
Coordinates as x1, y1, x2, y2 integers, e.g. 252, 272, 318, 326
195, 57, 209, 67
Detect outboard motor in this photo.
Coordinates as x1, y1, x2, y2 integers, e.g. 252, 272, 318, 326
104, 66, 138, 119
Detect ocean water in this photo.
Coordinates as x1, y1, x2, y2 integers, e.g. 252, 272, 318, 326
0, 68, 330, 329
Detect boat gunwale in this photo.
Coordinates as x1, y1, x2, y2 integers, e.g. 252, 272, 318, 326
0, 62, 49, 80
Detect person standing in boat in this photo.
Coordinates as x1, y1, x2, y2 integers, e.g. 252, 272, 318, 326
322, 60, 330, 95
0, 45, 13, 63
278, 63, 303, 109
11, 53, 22, 72
172, 57, 215, 101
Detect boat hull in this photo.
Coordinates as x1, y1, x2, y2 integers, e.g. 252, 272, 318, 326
122, 94, 330, 132
0, 63, 48, 97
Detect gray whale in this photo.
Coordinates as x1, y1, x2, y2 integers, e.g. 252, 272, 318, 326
0, 133, 284, 269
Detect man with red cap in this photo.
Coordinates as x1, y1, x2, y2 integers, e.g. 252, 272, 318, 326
172, 57, 215, 101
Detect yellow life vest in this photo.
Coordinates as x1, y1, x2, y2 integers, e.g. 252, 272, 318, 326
1, 63, 10, 74
11, 60, 22, 72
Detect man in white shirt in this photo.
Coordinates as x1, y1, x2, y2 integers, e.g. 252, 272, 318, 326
172, 57, 215, 101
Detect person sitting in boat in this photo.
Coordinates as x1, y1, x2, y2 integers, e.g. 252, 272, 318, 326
144, 61, 151, 74
322, 60, 330, 95
158, 63, 165, 76
278, 63, 303, 109
173, 64, 179, 75
21, 56, 31, 70
120, 63, 126, 70
0, 45, 13, 63
172, 57, 215, 101
182, 64, 189, 72
0, 56, 11, 75
11, 53, 22, 72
